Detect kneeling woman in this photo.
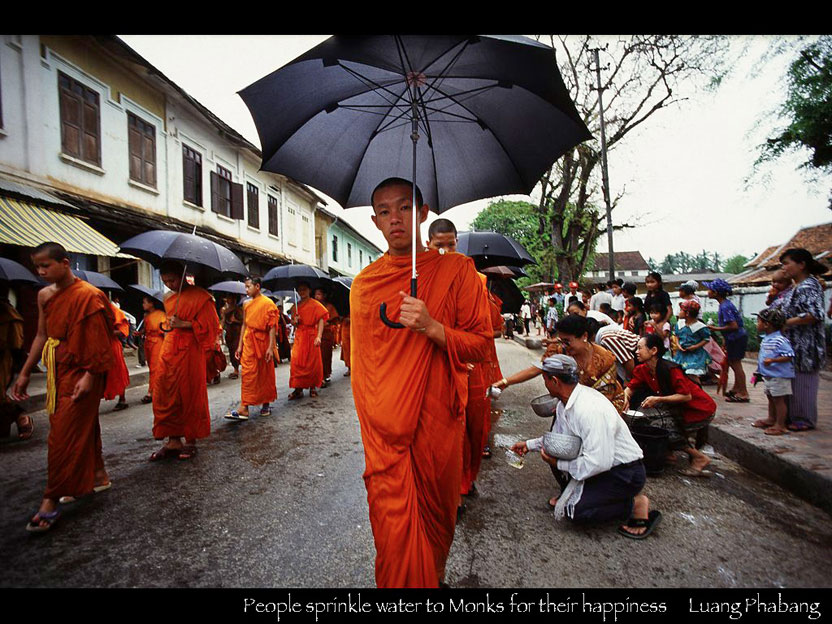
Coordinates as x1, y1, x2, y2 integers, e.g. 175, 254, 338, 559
624, 334, 717, 477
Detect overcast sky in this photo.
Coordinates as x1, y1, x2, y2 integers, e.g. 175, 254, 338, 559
119, 35, 832, 265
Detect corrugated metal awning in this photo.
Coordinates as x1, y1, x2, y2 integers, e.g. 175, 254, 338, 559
0, 195, 128, 258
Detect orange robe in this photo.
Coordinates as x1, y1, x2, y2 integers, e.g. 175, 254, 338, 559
321, 302, 339, 380
340, 316, 351, 368
153, 286, 219, 441
461, 275, 497, 496
240, 295, 278, 405
351, 250, 491, 588
289, 298, 328, 389
42, 278, 115, 499
143, 309, 166, 395
481, 291, 505, 448
103, 303, 130, 400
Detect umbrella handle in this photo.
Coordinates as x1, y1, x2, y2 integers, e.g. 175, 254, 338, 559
379, 278, 417, 330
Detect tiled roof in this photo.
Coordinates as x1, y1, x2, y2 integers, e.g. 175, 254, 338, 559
760, 222, 832, 269
745, 245, 780, 268
590, 251, 650, 271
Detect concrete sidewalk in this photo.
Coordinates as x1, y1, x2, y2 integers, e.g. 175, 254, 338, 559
706, 359, 832, 515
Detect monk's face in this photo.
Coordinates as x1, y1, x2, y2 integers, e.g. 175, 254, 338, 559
314, 289, 326, 302
297, 284, 310, 300
142, 297, 154, 312
371, 183, 429, 256
428, 231, 457, 253
31, 252, 70, 284
245, 279, 261, 298
161, 271, 183, 292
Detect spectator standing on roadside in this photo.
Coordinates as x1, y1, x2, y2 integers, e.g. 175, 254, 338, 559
777, 248, 828, 432
704, 279, 749, 402
520, 299, 532, 335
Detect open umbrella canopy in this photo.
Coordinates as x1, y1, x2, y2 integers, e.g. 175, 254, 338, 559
208, 280, 248, 296
488, 277, 524, 314
323, 277, 351, 317
73, 270, 123, 292
118, 230, 248, 283
239, 35, 591, 212
262, 264, 331, 293
128, 283, 164, 304
480, 265, 521, 279
0, 257, 39, 284
269, 289, 299, 300
457, 231, 535, 270
523, 282, 555, 293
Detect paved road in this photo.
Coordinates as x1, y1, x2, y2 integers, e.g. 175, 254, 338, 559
1, 340, 831, 588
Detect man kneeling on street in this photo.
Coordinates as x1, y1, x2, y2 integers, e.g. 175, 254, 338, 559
512, 354, 662, 539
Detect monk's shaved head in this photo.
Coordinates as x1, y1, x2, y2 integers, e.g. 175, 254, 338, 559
371, 177, 423, 209
31, 241, 69, 262
428, 218, 457, 240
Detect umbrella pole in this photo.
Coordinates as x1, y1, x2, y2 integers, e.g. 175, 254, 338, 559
379, 93, 420, 329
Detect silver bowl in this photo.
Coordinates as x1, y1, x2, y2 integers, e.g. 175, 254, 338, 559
542, 431, 582, 460
530, 394, 557, 417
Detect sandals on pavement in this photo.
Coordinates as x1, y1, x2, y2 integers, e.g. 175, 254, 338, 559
752, 419, 775, 428
764, 427, 789, 436
482, 445, 492, 459
618, 510, 662, 540
149, 446, 181, 462
224, 410, 249, 420
260, 406, 272, 416
178, 445, 197, 460
787, 422, 814, 432
309, 389, 318, 398
228, 372, 239, 379
17, 414, 34, 440
725, 395, 750, 403
288, 390, 303, 401
59, 481, 112, 504
678, 467, 712, 478
26, 509, 61, 533
140, 395, 152, 404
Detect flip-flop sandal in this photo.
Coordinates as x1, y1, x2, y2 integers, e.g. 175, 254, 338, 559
26, 509, 61, 533
288, 391, 303, 401
678, 467, 713, 478
178, 445, 197, 460
228, 372, 239, 379
482, 446, 492, 459
787, 422, 814, 432
752, 419, 775, 428
59, 481, 113, 504
725, 390, 737, 398
309, 390, 318, 398
149, 446, 181, 461
17, 415, 34, 440
764, 427, 790, 436
725, 395, 750, 403
618, 510, 662, 539
140, 395, 153, 404
260, 407, 272, 416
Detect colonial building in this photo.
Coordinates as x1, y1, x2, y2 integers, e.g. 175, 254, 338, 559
0, 35, 333, 290
586, 251, 651, 283
326, 210, 383, 278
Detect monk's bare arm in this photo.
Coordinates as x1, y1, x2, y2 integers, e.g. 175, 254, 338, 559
314, 318, 324, 346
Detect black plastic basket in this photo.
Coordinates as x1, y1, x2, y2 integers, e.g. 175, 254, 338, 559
630, 425, 670, 476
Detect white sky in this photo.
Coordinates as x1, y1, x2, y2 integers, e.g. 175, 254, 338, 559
119, 35, 832, 265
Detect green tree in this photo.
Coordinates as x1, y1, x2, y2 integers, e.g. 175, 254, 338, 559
760, 36, 832, 208
723, 254, 750, 274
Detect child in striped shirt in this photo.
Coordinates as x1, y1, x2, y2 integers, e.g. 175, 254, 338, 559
751, 308, 795, 436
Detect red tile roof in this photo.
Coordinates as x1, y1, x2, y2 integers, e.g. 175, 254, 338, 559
590, 251, 650, 271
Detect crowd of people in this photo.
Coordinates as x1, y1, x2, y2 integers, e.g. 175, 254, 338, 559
0, 176, 829, 588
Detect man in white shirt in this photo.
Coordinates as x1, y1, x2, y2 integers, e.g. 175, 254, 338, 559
566, 299, 615, 326
610, 279, 626, 315
589, 288, 613, 311
512, 355, 661, 539
520, 300, 532, 335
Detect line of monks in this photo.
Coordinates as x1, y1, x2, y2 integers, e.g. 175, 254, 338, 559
8, 177, 507, 590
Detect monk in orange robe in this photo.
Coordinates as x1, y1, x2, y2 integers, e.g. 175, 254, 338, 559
205, 313, 225, 385
314, 288, 340, 387
340, 315, 351, 376
103, 301, 130, 410
426, 219, 493, 500
149, 262, 220, 461
287, 282, 328, 400
11, 242, 115, 531
352, 179, 491, 588
0, 283, 29, 440
481, 288, 505, 458
140, 295, 166, 404
228, 277, 277, 419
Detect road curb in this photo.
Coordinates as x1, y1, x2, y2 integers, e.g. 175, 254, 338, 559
709, 422, 832, 516
512, 334, 544, 350
18, 369, 151, 414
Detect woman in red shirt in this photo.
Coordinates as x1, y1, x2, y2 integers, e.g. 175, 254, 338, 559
623, 333, 716, 477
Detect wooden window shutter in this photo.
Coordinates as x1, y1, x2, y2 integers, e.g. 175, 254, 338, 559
230, 182, 244, 220
60, 88, 82, 157
128, 121, 143, 181
210, 171, 220, 214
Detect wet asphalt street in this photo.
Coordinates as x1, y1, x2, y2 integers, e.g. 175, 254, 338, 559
1, 340, 831, 588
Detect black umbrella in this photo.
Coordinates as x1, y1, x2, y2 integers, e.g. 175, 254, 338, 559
269, 289, 299, 300
73, 270, 123, 292
262, 264, 331, 293
456, 231, 535, 270
118, 230, 248, 283
208, 280, 248, 296
324, 278, 351, 318
239, 35, 590, 329
487, 277, 524, 314
128, 283, 164, 304
0, 258, 39, 284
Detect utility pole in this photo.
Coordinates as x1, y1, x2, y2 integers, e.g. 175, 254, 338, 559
591, 46, 615, 282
